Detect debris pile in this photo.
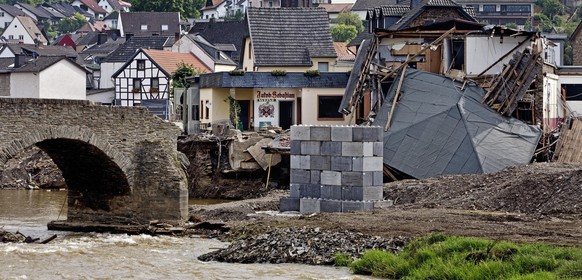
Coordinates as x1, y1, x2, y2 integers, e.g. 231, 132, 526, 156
0, 146, 65, 189
384, 162, 582, 216
0, 228, 57, 244
198, 227, 409, 264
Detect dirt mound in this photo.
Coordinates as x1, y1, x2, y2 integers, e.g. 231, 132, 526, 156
384, 162, 582, 216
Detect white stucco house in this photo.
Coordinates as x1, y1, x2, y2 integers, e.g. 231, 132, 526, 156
0, 16, 47, 45
201, 0, 229, 19
0, 4, 26, 29
0, 56, 87, 100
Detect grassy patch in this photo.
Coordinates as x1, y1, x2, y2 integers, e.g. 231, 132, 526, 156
348, 233, 582, 279
334, 252, 353, 266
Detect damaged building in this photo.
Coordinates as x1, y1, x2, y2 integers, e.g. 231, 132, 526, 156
340, 0, 565, 179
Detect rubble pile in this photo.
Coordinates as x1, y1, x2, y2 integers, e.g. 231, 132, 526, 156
198, 227, 408, 265
0, 146, 65, 189
385, 162, 582, 216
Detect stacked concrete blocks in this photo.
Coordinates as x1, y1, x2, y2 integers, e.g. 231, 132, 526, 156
280, 125, 384, 213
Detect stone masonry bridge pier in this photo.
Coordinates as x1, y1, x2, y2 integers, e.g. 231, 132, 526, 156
0, 98, 188, 231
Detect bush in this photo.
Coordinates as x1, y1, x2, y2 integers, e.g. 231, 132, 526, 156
271, 70, 287, 76
229, 69, 246, 76
334, 252, 353, 267
304, 70, 320, 77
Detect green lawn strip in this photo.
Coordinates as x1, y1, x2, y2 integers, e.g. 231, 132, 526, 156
333, 233, 582, 279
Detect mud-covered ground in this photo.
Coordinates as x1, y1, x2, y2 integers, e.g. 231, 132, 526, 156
190, 162, 582, 247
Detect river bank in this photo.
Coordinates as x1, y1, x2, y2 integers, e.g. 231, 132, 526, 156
191, 162, 582, 265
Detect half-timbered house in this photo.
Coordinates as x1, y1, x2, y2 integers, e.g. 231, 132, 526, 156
112, 48, 211, 119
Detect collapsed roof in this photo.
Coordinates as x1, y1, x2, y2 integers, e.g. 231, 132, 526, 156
372, 68, 541, 179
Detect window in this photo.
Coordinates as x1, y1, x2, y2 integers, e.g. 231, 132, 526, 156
137, 60, 145, 70
132, 79, 141, 93
8, 35, 13, 39
200, 100, 204, 119
151, 78, 159, 88
501, 5, 530, 12
0, 12, 4, 17
161, 24, 168, 31
482, 5, 496, 12
205, 100, 210, 119
18, 35, 23, 40
4, 22, 8, 28
150, 78, 159, 93
141, 24, 148, 30
317, 96, 344, 120
318, 62, 329, 72
111, 19, 117, 29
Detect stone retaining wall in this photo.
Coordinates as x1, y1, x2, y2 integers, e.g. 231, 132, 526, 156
280, 125, 384, 213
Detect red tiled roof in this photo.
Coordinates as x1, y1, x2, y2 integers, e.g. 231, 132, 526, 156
318, 3, 352, 13
333, 42, 355, 61
201, 0, 225, 10
143, 49, 212, 74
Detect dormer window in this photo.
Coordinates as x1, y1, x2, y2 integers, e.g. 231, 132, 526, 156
141, 25, 148, 31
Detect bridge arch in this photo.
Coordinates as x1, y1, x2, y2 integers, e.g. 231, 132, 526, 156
0, 98, 187, 229
1, 126, 133, 212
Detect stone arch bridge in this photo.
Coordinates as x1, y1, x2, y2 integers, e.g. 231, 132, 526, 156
0, 98, 188, 230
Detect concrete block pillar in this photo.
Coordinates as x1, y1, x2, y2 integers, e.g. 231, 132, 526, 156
280, 125, 385, 213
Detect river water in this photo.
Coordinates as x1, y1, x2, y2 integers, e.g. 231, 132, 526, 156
0, 190, 363, 279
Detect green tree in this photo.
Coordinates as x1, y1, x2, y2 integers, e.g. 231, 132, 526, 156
331, 24, 358, 42
57, 13, 87, 34
537, 0, 564, 17
504, 22, 519, 29
130, 0, 206, 19
171, 62, 201, 89
335, 12, 364, 33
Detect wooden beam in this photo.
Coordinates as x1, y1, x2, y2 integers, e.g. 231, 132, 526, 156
385, 65, 408, 131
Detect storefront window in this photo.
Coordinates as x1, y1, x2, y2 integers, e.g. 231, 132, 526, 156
317, 95, 344, 120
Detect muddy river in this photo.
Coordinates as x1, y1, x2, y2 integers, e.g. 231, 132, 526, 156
0, 190, 362, 279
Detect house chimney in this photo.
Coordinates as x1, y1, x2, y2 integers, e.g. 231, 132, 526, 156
97, 33, 108, 45
14, 54, 26, 68
410, 0, 422, 9
125, 33, 134, 41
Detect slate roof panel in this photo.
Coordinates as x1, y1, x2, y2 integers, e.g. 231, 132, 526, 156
103, 36, 169, 62
199, 72, 349, 88
48, 3, 78, 17
247, 7, 336, 67
381, 5, 410, 16
353, 0, 404, 11
11, 56, 85, 73
120, 12, 181, 37
389, 0, 476, 30
16, 3, 51, 19
0, 4, 26, 17
189, 20, 248, 63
